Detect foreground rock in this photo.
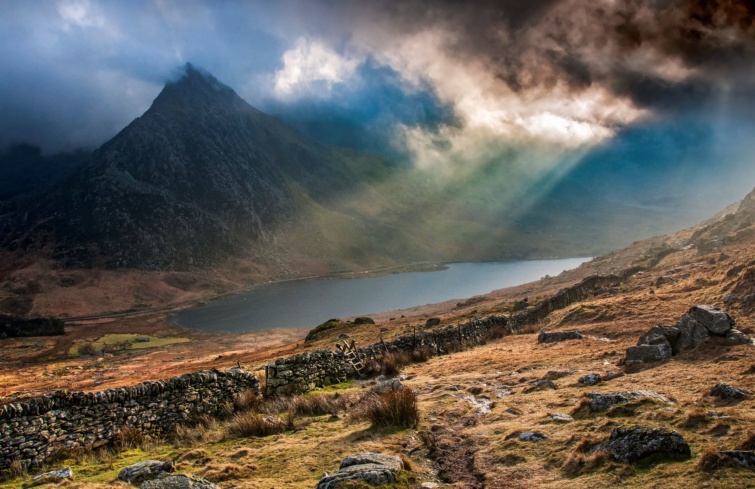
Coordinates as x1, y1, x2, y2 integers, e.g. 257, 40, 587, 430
625, 305, 750, 368
717, 450, 755, 468
578, 373, 602, 385
599, 426, 691, 464
583, 390, 672, 413
119, 460, 175, 484
140, 474, 219, 489
316, 453, 404, 488
538, 331, 583, 343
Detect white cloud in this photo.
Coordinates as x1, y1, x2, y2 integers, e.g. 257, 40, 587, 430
273, 37, 361, 98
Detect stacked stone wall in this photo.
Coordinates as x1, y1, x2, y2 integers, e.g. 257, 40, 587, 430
264, 275, 624, 397
0, 368, 259, 470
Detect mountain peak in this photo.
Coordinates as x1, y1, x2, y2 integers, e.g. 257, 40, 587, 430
152, 63, 238, 111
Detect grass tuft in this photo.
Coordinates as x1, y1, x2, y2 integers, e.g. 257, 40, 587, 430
352, 386, 420, 429
226, 412, 287, 438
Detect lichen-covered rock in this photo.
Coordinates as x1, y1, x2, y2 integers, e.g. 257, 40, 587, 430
637, 324, 679, 350
599, 426, 690, 463
625, 344, 672, 364
586, 390, 672, 412
316, 453, 404, 488
579, 374, 602, 386
140, 474, 220, 489
30, 467, 73, 486
118, 460, 175, 484
710, 383, 752, 400
676, 315, 711, 350
537, 330, 583, 343
686, 305, 734, 335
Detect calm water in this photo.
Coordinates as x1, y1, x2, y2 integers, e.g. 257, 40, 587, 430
171, 258, 589, 332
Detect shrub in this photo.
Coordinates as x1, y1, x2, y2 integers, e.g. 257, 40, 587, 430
353, 387, 420, 429
226, 412, 286, 438
78, 342, 96, 356
116, 425, 146, 450
412, 346, 435, 363
233, 389, 260, 412
381, 352, 413, 376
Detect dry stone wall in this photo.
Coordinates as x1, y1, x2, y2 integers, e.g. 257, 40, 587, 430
0, 368, 259, 470
264, 275, 624, 397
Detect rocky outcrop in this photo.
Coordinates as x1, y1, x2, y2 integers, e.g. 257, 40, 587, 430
118, 460, 175, 485
140, 474, 220, 489
598, 426, 691, 463
537, 330, 583, 343
625, 305, 751, 367
0, 368, 259, 470
316, 453, 404, 488
578, 374, 602, 386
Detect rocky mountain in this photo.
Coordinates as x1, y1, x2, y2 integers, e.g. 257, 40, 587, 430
0, 65, 378, 270
0, 64, 705, 279
0, 143, 87, 201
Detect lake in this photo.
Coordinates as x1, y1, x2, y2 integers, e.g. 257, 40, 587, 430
171, 258, 590, 333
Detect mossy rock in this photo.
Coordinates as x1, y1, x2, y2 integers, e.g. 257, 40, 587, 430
354, 317, 376, 325
306, 319, 346, 341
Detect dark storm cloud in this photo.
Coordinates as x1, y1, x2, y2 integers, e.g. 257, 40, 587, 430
326, 0, 755, 113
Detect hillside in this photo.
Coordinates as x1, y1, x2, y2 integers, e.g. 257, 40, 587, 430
2, 183, 755, 488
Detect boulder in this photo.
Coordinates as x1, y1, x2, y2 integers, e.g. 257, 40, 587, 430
578, 374, 602, 386
586, 390, 672, 412
537, 330, 583, 343
676, 315, 710, 351
140, 475, 220, 489
625, 344, 672, 364
686, 305, 734, 335
425, 317, 441, 327
118, 460, 175, 484
599, 426, 690, 464
638, 324, 680, 351
710, 383, 752, 400
354, 317, 376, 325
316, 452, 404, 488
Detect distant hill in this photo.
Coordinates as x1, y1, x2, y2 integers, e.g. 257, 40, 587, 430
0, 143, 88, 201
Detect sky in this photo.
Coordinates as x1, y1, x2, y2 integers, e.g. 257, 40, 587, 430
1, 0, 755, 208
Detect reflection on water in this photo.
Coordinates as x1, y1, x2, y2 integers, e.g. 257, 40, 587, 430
171, 258, 589, 332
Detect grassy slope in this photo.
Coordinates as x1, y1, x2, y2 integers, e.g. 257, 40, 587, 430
3, 210, 755, 487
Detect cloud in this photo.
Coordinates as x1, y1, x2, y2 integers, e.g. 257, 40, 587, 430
273, 37, 362, 98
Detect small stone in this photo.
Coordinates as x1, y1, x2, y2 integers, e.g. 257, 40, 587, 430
550, 413, 574, 423
537, 331, 583, 343
524, 379, 557, 393
373, 379, 403, 393
578, 374, 602, 386
543, 370, 580, 380
519, 432, 548, 442
586, 390, 672, 412
327, 414, 341, 422
710, 383, 752, 400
